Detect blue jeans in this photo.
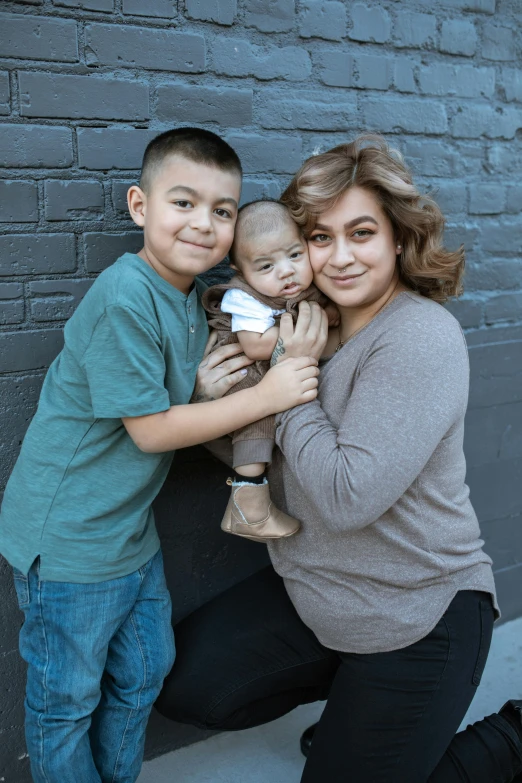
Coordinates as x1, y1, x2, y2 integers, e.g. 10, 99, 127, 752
13, 549, 176, 783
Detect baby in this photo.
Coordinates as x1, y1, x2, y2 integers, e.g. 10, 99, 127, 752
202, 200, 331, 542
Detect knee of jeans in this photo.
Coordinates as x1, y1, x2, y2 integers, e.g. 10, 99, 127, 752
143, 631, 176, 701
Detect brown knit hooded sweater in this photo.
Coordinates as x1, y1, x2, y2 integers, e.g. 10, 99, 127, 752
202, 275, 329, 393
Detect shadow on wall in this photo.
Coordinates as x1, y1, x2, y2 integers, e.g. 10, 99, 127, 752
144, 445, 270, 760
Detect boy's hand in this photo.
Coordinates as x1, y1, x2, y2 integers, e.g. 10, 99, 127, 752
271, 301, 328, 366
191, 333, 253, 402
257, 356, 320, 412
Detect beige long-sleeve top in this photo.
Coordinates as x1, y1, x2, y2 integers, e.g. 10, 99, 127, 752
268, 291, 498, 654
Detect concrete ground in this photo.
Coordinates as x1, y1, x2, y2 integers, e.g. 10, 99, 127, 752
138, 616, 522, 783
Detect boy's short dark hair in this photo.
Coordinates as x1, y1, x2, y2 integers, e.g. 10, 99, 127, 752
140, 127, 242, 192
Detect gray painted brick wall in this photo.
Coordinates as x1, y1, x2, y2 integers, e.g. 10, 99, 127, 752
0, 0, 521, 779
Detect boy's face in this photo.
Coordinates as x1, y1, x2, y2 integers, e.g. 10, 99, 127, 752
129, 155, 241, 293
232, 221, 314, 300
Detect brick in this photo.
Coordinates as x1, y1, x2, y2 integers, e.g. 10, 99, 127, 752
465, 260, 522, 292
431, 181, 467, 214
0, 374, 45, 491
0, 283, 23, 300
441, 0, 495, 10
394, 11, 436, 49
487, 144, 522, 174
123, 0, 175, 16
466, 325, 522, 347
469, 458, 522, 524
258, 90, 358, 131
53, 0, 113, 10
19, 72, 149, 122
244, 0, 294, 33
45, 181, 104, 221
85, 24, 205, 73
485, 293, 522, 325
362, 97, 447, 135
317, 50, 351, 88
0, 72, 10, 115
78, 128, 156, 170
452, 105, 522, 140
393, 59, 416, 93
212, 39, 310, 81
349, 4, 390, 44
465, 402, 522, 468
444, 297, 483, 329
0, 283, 24, 326
483, 514, 522, 575
0, 234, 76, 276
506, 185, 522, 214
29, 279, 94, 322
0, 300, 24, 326
84, 232, 143, 274
0, 14, 78, 62
156, 82, 252, 125
403, 139, 478, 177
0, 329, 64, 373
112, 181, 134, 213
468, 341, 522, 409
0, 124, 72, 168
419, 64, 495, 99
482, 24, 517, 62
479, 219, 522, 253
225, 132, 302, 174
440, 20, 477, 57
0, 181, 38, 222
186, 0, 236, 25
469, 183, 506, 215
318, 52, 393, 91
353, 54, 392, 90
240, 179, 280, 206
300, 0, 347, 42
502, 69, 522, 103
444, 224, 479, 254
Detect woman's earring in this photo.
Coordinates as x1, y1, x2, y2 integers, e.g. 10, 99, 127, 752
396, 244, 402, 253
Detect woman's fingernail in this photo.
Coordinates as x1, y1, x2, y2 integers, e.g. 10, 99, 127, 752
241, 369, 248, 375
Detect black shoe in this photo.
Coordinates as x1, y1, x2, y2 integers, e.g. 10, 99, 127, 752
500, 700, 522, 733
300, 723, 317, 758
500, 701, 522, 782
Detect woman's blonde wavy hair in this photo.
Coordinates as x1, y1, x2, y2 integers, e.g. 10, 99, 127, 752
281, 135, 464, 302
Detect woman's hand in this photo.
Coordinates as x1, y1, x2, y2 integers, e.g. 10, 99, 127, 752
191, 332, 253, 403
271, 301, 328, 366
256, 356, 320, 413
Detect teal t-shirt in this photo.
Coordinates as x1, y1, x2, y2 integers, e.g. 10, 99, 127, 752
0, 253, 209, 582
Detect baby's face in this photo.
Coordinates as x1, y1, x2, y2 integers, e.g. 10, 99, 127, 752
233, 222, 314, 299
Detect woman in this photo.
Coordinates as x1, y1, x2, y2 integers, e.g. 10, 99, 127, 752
156, 136, 522, 782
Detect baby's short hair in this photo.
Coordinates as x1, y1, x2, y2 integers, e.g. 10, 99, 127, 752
140, 127, 242, 193
230, 200, 300, 267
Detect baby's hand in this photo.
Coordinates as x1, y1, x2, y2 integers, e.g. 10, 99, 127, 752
324, 302, 340, 328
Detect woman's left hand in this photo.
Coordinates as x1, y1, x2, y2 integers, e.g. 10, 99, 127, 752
271, 301, 328, 365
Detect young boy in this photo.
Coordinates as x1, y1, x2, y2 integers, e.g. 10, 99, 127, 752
203, 201, 331, 542
0, 128, 320, 783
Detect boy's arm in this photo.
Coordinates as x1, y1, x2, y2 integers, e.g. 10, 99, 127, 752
122, 354, 319, 453
236, 326, 279, 361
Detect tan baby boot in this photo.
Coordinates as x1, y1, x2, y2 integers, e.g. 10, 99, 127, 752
221, 479, 301, 542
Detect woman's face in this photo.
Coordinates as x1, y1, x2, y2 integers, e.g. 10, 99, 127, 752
308, 186, 401, 311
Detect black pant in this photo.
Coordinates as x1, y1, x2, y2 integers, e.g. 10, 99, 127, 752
156, 567, 521, 783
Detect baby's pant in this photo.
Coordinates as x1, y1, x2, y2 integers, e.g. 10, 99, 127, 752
231, 416, 275, 469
